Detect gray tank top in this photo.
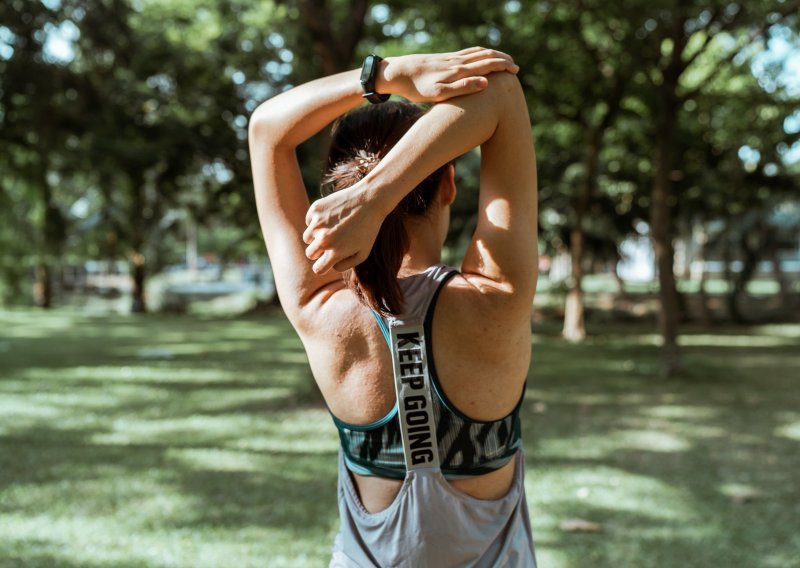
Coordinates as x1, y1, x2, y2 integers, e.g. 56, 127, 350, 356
329, 263, 537, 567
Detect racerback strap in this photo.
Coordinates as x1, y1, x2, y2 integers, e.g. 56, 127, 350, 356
389, 321, 441, 471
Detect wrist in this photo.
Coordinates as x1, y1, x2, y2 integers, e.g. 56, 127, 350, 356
374, 56, 399, 95
362, 169, 402, 218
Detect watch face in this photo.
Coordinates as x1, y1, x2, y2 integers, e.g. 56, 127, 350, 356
360, 56, 375, 84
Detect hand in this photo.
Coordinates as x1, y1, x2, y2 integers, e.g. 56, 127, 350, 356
379, 46, 519, 103
302, 179, 386, 275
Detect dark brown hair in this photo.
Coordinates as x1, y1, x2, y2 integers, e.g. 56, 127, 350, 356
322, 101, 452, 316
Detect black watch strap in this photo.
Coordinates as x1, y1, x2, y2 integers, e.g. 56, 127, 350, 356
360, 54, 390, 104
363, 90, 391, 104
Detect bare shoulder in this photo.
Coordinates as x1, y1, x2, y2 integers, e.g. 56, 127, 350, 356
292, 279, 377, 365
431, 272, 532, 421
291, 280, 395, 422
437, 272, 534, 348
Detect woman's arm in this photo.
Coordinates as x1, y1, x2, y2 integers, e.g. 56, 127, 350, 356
248, 47, 519, 323
305, 71, 538, 304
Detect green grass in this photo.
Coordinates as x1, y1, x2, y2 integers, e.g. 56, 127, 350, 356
535, 274, 795, 296
1, 309, 798, 567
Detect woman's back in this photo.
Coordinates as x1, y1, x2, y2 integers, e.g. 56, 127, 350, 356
316, 264, 536, 567
303, 264, 532, 509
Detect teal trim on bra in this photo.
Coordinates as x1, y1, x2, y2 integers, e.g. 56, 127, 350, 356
370, 310, 392, 347
343, 452, 407, 480
330, 402, 399, 432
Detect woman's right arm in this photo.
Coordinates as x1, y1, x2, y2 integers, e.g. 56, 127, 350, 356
306, 70, 538, 306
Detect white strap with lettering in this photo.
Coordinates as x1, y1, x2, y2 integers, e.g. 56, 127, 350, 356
389, 322, 441, 471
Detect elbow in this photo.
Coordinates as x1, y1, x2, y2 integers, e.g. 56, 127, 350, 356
484, 70, 521, 93
248, 106, 274, 140
483, 71, 525, 109
248, 105, 290, 149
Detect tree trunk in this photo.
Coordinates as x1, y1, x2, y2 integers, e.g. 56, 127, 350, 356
563, 233, 586, 340
768, 246, 789, 306
722, 243, 738, 322
612, 266, 628, 299
728, 226, 761, 324
33, 263, 52, 308
186, 217, 198, 273
298, 0, 368, 76
34, 171, 64, 310
650, 116, 682, 376
697, 234, 712, 327
131, 252, 147, 313
563, 129, 600, 342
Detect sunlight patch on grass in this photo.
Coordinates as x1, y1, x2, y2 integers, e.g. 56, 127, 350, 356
166, 448, 270, 473
678, 334, 796, 347
751, 323, 800, 338
0, 514, 330, 568
761, 551, 800, 568
598, 333, 662, 346
121, 340, 279, 357
620, 410, 729, 443
531, 466, 701, 523
234, 410, 339, 455
644, 405, 721, 421
0, 396, 61, 419
92, 415, 266, 446
537, 427, 692, 459
4, 382, 166, 404
718, 482, 763, 500
233, 434, 339, 455
13, 365, 308, 389
1, 313, 76, 338
183, 387, 295, 413
19, 365, 238, 383
620, 430, 692, 453
525, 390, 667, 407
537, 435, 622, 460
774, 419, 800, 441
0, 396, 69, 435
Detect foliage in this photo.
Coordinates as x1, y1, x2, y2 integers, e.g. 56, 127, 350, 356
0, 0, 798, 314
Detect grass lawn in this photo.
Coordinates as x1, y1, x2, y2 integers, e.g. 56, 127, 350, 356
0, 309, 798, 567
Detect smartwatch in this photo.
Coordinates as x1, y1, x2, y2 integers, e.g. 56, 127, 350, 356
360, 54, 390, 104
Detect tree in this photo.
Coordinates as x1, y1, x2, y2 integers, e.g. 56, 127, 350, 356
625, 0, 799, 375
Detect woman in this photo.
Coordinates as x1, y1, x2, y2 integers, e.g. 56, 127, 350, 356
248, 47, 538, 567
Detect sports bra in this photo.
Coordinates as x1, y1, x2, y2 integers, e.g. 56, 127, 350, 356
326, 263, 525, 480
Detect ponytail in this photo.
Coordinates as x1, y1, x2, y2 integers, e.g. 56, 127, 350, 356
321, 102, 450, 316
349, 209, 409, 315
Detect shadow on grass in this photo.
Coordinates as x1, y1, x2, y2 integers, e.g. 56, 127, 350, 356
2, 309, 799, 567
0, 422, 339, 535
521, 323, 800, 568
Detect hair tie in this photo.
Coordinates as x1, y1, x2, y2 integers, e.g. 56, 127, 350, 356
357, 155, 376, 174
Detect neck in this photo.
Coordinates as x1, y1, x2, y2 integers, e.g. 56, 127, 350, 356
398, 215, 442, 277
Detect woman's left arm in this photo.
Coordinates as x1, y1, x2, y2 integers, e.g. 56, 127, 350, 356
248, 48, 518, 324
248, 65, 369, 322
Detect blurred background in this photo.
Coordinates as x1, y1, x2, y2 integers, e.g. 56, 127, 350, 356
1, 1, 799, 567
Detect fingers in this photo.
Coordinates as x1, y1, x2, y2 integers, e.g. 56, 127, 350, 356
333, 253, 361, 272
304, 206, 317, 229
305, 236, 325, 260
456, 46, 486, 55
437, 76, 489, 99
461, 57, 519, 76
461, 47, 515, 67
312, 249, 337, 275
